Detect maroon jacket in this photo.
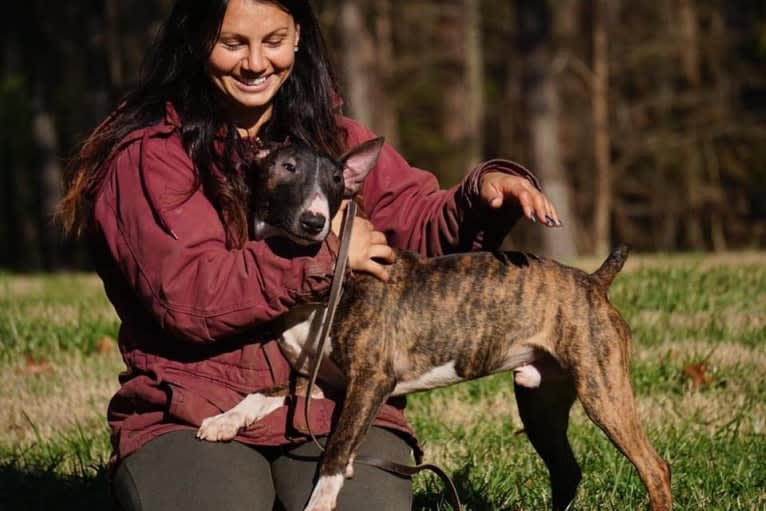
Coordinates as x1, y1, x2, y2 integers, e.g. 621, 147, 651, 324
92, 103, 539, 464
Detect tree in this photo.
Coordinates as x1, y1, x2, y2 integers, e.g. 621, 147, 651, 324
515, 0, 578, 258
374, 0, 400, 148
590, 0, 612, 255
337, 0, 376, 128
464, 0, 485, 169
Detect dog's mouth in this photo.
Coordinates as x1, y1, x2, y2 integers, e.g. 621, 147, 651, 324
285, 230, 325, 246
253, 219, 326, 246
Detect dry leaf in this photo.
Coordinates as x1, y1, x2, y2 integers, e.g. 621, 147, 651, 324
17, 355, 53, 375
682, 362, 712, 389
96, 336, 116, 355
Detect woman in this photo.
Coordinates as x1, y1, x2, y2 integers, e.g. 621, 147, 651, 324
59, 1, 560, 510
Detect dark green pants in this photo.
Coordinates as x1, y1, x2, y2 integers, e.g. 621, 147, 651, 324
112, 427, 413, 511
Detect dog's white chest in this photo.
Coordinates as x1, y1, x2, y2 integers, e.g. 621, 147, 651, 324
279, 307, 336, 374
392, 361, 464, 396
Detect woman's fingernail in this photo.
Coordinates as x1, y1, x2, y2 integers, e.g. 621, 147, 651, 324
530, 214, 537, 223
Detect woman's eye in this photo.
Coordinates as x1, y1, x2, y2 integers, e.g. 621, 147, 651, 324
220, 40, 244, 50
283, 162, 296, 173
265, 38, 285, 48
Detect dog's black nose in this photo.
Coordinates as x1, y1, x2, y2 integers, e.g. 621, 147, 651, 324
300, 212, 326, 234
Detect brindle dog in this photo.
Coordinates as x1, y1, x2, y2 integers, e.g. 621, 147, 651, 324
197, 138, 672, 511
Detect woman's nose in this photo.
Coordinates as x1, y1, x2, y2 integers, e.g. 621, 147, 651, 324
243, 45, 267, 73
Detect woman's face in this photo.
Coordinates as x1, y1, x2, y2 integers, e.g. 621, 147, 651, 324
208, 0, 300, 134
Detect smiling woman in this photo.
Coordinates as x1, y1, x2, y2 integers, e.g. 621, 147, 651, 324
56, 0, 561, 509
208, 1, 301, 136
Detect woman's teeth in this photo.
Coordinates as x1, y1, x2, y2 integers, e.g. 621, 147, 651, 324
241, 76, 268, 86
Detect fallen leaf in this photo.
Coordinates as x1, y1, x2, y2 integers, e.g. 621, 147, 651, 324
96, 336, 116, 355
682, 362, 712, 389
17, 355, 53, 375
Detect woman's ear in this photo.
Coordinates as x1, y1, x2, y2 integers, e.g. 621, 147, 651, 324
294, 24, 301, 51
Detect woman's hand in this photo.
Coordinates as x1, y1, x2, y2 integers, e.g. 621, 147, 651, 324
480, 172, 562, 227
332, 201, 396, 281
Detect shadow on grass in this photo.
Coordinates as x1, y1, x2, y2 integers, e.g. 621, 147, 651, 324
413, 464, 518, 511
0, 463, 114, 511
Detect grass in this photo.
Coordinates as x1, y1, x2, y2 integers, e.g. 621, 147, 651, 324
1, 253, 765, 510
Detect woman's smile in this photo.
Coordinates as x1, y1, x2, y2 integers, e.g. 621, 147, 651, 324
234, 73, 272, 92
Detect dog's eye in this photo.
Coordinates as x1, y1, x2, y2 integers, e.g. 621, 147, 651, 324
283, 162, 296, 173
333, 174, 342, 184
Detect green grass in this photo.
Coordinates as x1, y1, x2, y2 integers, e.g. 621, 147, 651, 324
1, 254, 765, 510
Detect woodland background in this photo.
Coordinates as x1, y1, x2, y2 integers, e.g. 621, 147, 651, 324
2, 0, 765, 271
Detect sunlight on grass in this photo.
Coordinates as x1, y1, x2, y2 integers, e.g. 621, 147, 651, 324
1, 253, 765, 510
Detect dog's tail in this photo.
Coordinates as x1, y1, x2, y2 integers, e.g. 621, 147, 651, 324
591, 243, 630, 291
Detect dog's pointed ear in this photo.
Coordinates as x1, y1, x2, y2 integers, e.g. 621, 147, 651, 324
254, 147, 272, 162
339, 137, 384, 197
254, 139, 292, 163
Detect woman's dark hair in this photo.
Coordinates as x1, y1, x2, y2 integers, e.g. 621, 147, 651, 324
59, 0, 346, 248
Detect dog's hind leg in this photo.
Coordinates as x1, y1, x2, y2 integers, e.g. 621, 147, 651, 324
573, 333, 672, 511
304, 371, 396, 511
514, 364, 580, 511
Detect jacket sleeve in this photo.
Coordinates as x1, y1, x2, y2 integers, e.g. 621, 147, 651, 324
342, 118, 541, 256
93, 130, 338, 343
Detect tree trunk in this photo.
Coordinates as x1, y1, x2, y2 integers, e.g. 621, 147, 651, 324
374, 0, 400, 148
32, 91, 63, 270
591, 0, 612, 255
337, 0, 376, 129
678, 0, 706, 250
515, 0, 578, 258
435, 1, 470, 183
464, 0, 485, 169
1, 28, 23, 269
104, 0, 125, 93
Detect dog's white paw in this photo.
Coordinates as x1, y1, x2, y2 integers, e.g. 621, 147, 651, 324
196, 393, 285, 442
514, 364, 542, 388
344, 463, 354, 479
304, 474, 344, 511
197, 411, 246, 442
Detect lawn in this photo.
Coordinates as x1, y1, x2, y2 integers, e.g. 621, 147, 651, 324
1, 252, 765, 510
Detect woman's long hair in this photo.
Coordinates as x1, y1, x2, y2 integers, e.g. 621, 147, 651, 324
58, 0, 346, 248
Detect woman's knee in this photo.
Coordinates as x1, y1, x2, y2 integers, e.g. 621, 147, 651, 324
112, 430, 275, 511
272, 427, 413, 511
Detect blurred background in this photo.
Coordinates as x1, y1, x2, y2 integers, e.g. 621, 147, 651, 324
1, 0, 765, 271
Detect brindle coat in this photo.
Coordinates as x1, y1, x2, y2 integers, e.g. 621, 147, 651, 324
307, 247, 671, 511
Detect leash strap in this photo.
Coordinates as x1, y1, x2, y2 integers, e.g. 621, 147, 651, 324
303, 200, 357, 451
355, 455, 463, 511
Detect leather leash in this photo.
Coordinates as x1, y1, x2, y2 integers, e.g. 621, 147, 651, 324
303, 199, 357, 452
355, 455, 463, 511
301, 200, 463, 511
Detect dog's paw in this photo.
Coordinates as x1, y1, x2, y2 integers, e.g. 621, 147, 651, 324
513, 364, 542, 388
196, 393, 286, 442
304, 474, 344, 511
197, 411, 246, 442
344, 453, 356, 479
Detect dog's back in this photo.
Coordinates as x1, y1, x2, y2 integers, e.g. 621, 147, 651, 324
329, 246, 630, 393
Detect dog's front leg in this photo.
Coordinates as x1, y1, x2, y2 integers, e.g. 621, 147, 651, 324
304, 372, 395, 511
197, 379, 328, 442
196, 391, 286, 442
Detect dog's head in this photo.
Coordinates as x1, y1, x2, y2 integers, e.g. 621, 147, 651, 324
249, 137, 384, 245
